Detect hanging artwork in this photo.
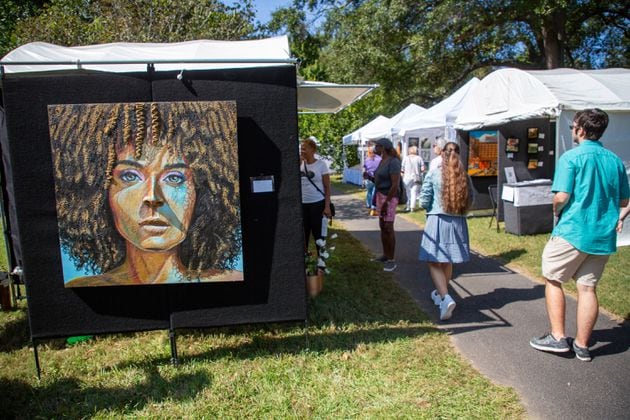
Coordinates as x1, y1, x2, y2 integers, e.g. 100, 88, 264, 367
506, 136, 519, 152
467, 130, 498, 176
527, 127, 539, 139
48, 101, 243, 287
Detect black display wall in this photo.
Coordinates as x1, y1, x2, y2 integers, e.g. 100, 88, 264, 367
458, 117, 555, 219
0, 66, 306, 339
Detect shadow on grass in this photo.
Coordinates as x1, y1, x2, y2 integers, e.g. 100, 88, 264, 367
102, 324, 437, 370
0, 366, 211, 418
491, 248, 528, 264
183, 324, 436, 363
0, 311, 30, 352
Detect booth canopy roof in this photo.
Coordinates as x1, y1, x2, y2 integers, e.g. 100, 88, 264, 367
297, 80, 378, 114
342, 103, 427, 145
455, 68, 630, 130
0, 36, 376, 114
0, 37, 294, 72
342, 115, 391, 145
397, 77, 480, 136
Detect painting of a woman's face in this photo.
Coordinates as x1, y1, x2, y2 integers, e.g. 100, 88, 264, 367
108, 143, 196, 252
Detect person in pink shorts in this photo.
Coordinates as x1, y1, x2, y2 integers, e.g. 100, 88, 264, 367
372, 138, 401, 272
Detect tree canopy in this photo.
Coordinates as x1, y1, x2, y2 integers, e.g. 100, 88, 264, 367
8, 0, 256, 51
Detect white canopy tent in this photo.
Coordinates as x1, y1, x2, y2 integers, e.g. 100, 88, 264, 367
375, 103, 426, 141
398, 77, 480, 142
342, 115, 392, 145
341, 104, 426, 146
0, 36, 377, 114
454, 68, 630, 245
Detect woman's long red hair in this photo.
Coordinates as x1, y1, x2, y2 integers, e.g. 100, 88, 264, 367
441, 142, 470, 215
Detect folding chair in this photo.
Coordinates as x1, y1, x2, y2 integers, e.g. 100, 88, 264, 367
488, 184, 500, 232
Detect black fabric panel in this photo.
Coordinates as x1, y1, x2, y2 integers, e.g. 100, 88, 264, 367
0, 108, 22, 273
1, 67, 306, 338
1, 73, 167, 338
152, 66, 306, 328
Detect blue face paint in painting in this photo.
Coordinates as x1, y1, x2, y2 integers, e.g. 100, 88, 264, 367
108, 143, 196, 252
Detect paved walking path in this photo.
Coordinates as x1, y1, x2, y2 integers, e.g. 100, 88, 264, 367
332, 188, 630, 420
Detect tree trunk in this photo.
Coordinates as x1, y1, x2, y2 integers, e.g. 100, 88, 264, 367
541, 10, 566, 69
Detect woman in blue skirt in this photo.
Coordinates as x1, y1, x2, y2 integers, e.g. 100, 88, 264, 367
419, 141, 472, 320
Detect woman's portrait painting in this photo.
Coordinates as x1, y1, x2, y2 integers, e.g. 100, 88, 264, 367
48, 101, 243, 287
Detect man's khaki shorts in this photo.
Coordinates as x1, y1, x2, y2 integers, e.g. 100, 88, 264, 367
542, 236, 609, 287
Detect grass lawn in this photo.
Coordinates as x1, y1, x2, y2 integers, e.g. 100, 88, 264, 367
0, 224, 523, 418
335, 176, 630, 321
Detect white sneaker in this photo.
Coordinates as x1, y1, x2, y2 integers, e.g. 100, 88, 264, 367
439, 294, 456, 320
430, 289, 441, 306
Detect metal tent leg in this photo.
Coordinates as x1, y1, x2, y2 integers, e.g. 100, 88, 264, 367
32, 339, 41, 380
169, 328, 179, 366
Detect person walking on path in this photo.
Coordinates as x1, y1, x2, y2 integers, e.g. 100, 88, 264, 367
372, 138, 401, 272
530, 108, 629, 362
362, 143, 381, 216
419, 141, 472, 321
300, 138, 333, 255
429, 137, 447, 171
401, 145, 425, 212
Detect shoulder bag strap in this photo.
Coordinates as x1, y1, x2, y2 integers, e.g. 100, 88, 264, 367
304, 161, 326, 199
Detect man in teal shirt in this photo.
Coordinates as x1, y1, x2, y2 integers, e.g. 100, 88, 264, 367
530, 109, 629, 361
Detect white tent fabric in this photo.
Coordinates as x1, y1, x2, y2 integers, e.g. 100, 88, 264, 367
297, 80, 378, 114
342, 115, 391, 145
398, 77, 480, 139
378, 103, 426, 139
0, 37, 294, 72
0, 37, 377, 114
455, 68, 630, 130
341, 104, 426, 146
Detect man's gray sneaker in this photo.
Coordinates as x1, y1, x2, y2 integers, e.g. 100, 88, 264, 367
383, 260, 397, 272
371, 255, 388, 263
529, 333, 570, 353
572, 341, 592, 362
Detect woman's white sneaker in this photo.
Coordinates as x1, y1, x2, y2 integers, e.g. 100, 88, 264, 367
439, 294, 456, 320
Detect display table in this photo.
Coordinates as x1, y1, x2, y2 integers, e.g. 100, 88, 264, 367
343, 166, 363, 186
501, 179, 553, 235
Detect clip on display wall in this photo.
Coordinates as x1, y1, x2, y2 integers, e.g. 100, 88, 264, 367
0, 66, 307, 373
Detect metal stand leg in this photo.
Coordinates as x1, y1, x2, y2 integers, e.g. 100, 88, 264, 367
169, 329, 179, 366
32, 339, 41, 380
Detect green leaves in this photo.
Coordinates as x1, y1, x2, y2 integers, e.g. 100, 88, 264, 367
12, 0, 257, 47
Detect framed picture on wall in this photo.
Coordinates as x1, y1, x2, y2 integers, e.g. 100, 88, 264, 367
467, 130, 498, 177
527, 127, 539, 139
528, 142, 538, 154
506, 136, 519, 152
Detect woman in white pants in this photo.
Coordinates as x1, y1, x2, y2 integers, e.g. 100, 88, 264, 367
401, 146, 425, 211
